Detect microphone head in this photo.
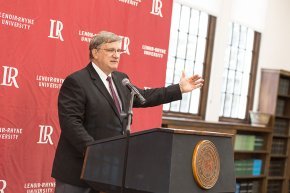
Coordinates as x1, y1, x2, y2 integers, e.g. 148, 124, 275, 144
121, 77, 146, 104
122, 78, 130, 86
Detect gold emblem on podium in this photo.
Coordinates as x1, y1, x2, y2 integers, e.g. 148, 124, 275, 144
192, 140, 220, 189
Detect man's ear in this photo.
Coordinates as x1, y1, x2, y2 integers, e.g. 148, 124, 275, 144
92, 49, 98, 59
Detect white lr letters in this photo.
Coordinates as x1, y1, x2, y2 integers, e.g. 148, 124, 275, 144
119, 35, 130, 55
150, 0, 163, 17
48, 19, 64, 41
37, 125, 54, 145
0, 180, 7, 193
0, 66, 19, 88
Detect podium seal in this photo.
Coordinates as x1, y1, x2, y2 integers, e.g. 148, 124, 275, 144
192, 140, 220, 189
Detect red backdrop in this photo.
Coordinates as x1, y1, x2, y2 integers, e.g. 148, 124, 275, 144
0, 0, 173, 192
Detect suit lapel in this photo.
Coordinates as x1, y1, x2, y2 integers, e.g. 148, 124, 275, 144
86, 63, 121, 120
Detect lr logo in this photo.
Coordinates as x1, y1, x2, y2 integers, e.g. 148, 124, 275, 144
150, 0, 163, 17
119, 35, 130, 55
37, 125, 54, 145
0, 180, 7, 193
0, 66, 19, 88
48, 19, 64, 41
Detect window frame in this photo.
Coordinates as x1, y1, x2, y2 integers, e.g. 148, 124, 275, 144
219, 31, 261, 123
162, 13, 216, 120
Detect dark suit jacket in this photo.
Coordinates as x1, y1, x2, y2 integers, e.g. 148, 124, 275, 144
51, 63, 182, 187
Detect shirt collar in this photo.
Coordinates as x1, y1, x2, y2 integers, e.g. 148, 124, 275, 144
92, 62, 112, 82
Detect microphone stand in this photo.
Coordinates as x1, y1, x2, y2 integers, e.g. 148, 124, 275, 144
121, 90, 135, 193
125, 90, 135, 134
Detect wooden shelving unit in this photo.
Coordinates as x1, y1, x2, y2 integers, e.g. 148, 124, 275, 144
162, 117, 272, 193
258, 69, 290, 193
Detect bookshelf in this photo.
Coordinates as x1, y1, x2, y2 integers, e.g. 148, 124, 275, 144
162, 118, 272, 193
258, 69, 290, 193
234, 128, 271, 193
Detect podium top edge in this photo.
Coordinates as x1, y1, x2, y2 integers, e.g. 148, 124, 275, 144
87, 128, 234, 146
159, 128, 233, 137
132, 128, 233, 138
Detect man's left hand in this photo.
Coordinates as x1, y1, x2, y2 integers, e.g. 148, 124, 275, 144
179, 71, 204, 93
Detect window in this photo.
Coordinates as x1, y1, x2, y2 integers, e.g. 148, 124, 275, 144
219, 23, 261, 122
163, 2, 216, 119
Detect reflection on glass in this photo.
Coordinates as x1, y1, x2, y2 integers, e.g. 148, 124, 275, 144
184, 60, 194, 76
199, 13, 209, 36
180, 93, 190, 113
234, 71, 243, 94
196, 37, 206, 62
232, 23, 240, 46
194, 62, 204, 76
244, 52, 252, 73
179, 6, 190, 32
168, 31, 178, 56
189, 10, 199, 35
170, 100, 180, 112
186, 35, 197, 60
239, 26, 247, 49
177, 32, 188, 59
231, 95, 240, 118
227, 70, 235, 94
224, 94, 233, 117
246, 29, 254, 50
190, 90, 200, 114
237, 49, 245, 70
229, 47, 238, 69
171, 3, 181, 29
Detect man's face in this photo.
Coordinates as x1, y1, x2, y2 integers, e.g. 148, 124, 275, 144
92, 41, 122, 75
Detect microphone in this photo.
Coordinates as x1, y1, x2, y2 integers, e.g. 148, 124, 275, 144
122, 78, 146, 104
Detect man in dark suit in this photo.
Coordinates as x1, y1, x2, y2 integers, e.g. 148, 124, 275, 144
51, 31, 204, 193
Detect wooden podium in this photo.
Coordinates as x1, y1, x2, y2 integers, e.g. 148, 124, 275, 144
81, 128, 236, 193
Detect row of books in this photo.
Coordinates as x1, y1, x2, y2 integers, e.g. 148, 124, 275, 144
267, 180, 282, 193
274, 118, 289, 135
271, 138, 287, 154
276, 99, 286, 116
235, 181, 260, 193
278, 78, 290, 96
269, 160, 284, 176
234, 159, 262, 176
234, 134, 264, 151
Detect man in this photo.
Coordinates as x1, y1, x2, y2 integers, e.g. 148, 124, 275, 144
51, 31, 204, 193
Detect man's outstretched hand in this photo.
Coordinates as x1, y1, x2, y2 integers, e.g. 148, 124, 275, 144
179, 71, 204, 93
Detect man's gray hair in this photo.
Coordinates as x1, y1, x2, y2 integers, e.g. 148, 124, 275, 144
89, 31, 122, 60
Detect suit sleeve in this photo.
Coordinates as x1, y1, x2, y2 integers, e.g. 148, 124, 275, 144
58, 76, 94, 154
133, 84, 182, 107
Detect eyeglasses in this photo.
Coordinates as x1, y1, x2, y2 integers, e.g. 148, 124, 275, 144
99, 48, 125, 54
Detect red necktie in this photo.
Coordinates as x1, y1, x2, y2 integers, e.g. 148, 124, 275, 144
106, 76, 121, 113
